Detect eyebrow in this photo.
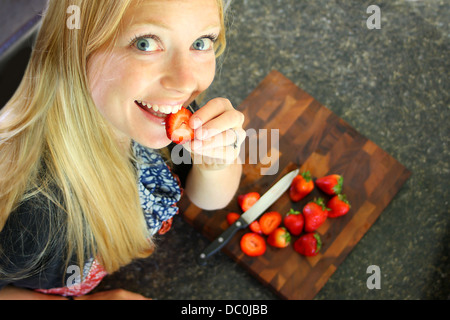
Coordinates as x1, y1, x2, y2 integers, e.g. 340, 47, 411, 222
130, 20, 221, 32
131, 19, 171, 30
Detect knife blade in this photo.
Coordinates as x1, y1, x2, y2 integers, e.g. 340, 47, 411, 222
197, 168, 299, 265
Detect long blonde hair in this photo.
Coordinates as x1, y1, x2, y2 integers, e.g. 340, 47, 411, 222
0, 0, 227, 279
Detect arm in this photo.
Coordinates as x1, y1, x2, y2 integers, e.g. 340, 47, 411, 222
0, 285, 150, 300
0, 286, 67, 300
183, 98, 245, 210
0, 199, 150, 301
185, 160, 242, 210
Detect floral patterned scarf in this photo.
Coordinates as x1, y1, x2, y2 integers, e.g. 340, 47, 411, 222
132, 141, 182, 235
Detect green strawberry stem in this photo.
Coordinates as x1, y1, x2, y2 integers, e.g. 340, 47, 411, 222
282, 228, 291, 243
314, 233, 322, 253
287, 208, 301, 216
314, 197, 330, 211
302, 171, 312, 182
333, 176, 344, 194
337, 193, 350, 206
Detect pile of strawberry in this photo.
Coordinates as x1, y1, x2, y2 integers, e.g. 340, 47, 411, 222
226, 172, 351, 258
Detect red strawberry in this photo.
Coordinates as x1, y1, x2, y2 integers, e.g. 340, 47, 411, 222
316, 174, 343, 195
283, 208, 304, 236
259, 211, 282, 235
294, 233, 322, 256
249, 220, 262, 234
165, 108, 195, 144
267, 227, 291, 248
303, 198, 329, 232
289, 171, 314, 202
226, 212, 240, 225
237, 192, 260, 212
327, 194, 351, 218
240, 233, 266, 257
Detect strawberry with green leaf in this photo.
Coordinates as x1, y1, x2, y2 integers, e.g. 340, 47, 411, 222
316, 174, 343, 195
289, 171, 314, 202
327, 194, 351, 218
294, 233, 322, 256
283, 208, 304, 236
267, 227, 291, 248
303, 198, 329, 232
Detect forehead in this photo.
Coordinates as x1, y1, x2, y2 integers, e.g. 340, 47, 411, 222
123, 0, 221, 29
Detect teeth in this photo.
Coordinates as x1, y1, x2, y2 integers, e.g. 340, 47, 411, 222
136, 100, 183, 114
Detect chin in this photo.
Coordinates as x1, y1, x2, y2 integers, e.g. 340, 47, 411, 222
134, 135, 173, 150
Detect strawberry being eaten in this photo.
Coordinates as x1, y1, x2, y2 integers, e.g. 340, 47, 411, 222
165, 107, 195, 144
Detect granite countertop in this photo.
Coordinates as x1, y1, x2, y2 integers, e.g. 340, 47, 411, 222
1, 0, 448, 300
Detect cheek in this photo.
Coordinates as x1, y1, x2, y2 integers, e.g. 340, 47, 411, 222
198, 58, 216, 90
87, 53, 144, 109
87, 53, 119, 112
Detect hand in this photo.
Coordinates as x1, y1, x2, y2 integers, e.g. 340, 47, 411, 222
73, 289, 151, 300
185, 98, 245, 169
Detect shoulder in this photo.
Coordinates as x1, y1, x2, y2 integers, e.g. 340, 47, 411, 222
0, 192, 67, 288
3, 192, 65, 240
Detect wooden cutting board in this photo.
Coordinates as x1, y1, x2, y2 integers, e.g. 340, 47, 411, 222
179, 70, 411, 300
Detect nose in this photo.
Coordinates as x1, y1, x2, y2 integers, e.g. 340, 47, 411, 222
160, 51, 197, 95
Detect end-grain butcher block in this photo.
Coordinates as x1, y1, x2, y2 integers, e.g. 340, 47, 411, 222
179, 70, 411, 300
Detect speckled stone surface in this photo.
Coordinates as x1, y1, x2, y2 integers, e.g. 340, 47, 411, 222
1, 0, 448, 300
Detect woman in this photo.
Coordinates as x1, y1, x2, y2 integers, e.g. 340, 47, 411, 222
0, 0, 244, 300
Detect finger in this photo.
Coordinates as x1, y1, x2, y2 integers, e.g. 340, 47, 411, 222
190, 99, 244, 140
194, 145, 241, 164
201, 109, 243, 139
190, 98, 232, 130
195, 110, 244, 141
192, 128, 245, 151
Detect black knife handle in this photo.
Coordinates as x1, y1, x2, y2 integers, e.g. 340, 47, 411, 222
197, 217, 247, 266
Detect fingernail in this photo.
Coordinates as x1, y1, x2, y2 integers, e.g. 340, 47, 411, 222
198, 128, 208, 140
191, 140, 202, 150
192, 117, 202, 130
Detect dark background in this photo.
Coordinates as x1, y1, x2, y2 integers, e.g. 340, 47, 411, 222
0, 0, 448, 299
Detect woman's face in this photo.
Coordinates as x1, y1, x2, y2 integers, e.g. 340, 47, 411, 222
88, 0, 221, 149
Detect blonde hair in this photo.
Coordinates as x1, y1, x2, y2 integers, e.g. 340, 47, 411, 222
0, 0, 226, 280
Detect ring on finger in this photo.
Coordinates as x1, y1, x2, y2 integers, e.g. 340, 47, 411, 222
230, 128, 239, 149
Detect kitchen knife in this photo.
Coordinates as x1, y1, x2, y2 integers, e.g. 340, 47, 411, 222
197, 168, 299, 265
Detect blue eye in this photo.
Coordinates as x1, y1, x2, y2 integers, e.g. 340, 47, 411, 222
192, 37, 215, 51
133, 36, 160, 52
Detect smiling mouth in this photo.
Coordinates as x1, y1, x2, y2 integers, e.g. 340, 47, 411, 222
135, 100, 183, 118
